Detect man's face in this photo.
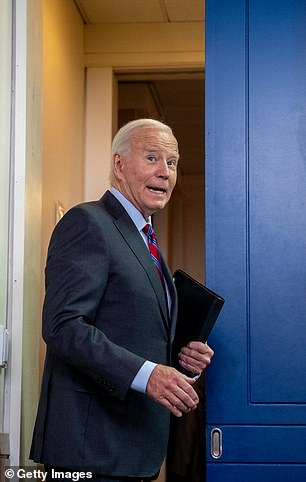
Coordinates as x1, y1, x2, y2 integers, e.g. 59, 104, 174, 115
113, 127, 179, 219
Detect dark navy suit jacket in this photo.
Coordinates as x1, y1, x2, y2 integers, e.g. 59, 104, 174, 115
30, 190, 178, 478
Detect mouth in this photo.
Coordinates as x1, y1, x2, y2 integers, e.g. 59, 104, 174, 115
147, 186, 167, 195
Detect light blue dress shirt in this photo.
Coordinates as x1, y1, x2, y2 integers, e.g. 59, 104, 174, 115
110, 187, 157, 393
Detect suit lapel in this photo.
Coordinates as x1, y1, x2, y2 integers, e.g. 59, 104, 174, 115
101, 191, 169, 328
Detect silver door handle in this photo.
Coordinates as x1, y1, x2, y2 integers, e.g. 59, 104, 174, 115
211, 428, 222, 459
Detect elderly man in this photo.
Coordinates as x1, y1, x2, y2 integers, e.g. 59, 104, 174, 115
30, 119, 214, 482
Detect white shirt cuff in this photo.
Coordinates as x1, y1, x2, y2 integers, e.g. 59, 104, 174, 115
130, 361, 157, 393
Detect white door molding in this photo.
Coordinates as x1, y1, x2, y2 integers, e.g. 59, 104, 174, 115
4, 0, 27, 466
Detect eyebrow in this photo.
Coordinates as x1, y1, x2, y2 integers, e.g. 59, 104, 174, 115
144, 147, 160, 152
144, 147, 179, 158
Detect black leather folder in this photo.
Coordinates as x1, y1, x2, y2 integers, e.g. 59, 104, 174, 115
172, 269, 225, 356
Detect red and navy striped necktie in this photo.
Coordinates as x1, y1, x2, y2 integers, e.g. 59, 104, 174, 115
143, 224, 167, 295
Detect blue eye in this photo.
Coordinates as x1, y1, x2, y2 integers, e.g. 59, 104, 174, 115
167, 159, 177, 167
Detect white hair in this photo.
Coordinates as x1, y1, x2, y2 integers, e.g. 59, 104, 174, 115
111, 118, 174, 157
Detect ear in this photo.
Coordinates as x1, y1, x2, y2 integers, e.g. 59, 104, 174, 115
112, 153, 125, 180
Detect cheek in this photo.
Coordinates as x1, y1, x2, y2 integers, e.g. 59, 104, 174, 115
169, 175, 177, 192
125, 170, 143, 188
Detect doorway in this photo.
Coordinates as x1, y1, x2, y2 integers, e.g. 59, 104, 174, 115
117, 72, 206, 482
117, 72, 205, 282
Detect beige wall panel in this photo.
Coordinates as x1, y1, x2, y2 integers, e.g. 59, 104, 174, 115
40, 0, 85, 390
84, 68, 114, 201
42, 0, 85, 258
85, 22, 204, 52
84, 22, 203, 69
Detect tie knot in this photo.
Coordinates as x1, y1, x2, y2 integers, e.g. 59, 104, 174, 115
143, 223, 155, 239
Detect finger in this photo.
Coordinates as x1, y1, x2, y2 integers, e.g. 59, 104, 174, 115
180, 345, 213, 362
179, 345, 214, 366
179, 350, 203, 365
176, 378, 199, 404
167, 400, 196, 417
179, 347, 204, 363
167, 396, 195, 414
165, 375, 199, 404
180, 351, 212, 372
159, 398, 183, 417
156, 385, 197, 416
179, 358, 200, 374
187, 341, 208, 351
188, 341, 215, 356
179, 358, 203, 375
178, 350, 211, 368
167, 387, 198, 412
159, 397, 184, 417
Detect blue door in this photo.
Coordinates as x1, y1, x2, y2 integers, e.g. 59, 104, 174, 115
205, 0, 306, 480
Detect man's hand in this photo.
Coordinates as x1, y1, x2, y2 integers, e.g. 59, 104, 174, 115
178, 341, 214, 375
146, 365, 199, 417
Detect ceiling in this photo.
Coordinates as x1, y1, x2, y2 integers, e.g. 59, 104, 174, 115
74, 0, 205, 175
75, 0, 204, 24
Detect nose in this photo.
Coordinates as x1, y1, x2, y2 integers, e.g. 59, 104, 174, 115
157, 159, 169, 178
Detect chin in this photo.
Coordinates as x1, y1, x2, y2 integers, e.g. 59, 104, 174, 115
152, 202, 167, 213
142, 199, 169, 217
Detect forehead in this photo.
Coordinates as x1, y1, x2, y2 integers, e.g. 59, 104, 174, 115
131, 127, 179, 156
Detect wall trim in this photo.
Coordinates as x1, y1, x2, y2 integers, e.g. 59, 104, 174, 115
4, 0, 27, 466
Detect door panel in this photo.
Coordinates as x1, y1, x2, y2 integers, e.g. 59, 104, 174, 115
207, 426, 306, 462
249, 0, 306, 404
205, 0, 306, 479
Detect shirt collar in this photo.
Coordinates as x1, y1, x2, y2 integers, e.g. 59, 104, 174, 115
110, 187, 151, 232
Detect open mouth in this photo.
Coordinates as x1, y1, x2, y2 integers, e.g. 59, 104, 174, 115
147, 186, 167, 194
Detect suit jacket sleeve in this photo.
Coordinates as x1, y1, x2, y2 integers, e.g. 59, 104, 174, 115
42, 205, 146, 401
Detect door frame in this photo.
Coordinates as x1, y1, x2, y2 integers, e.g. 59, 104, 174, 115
4, 0, 27, 466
